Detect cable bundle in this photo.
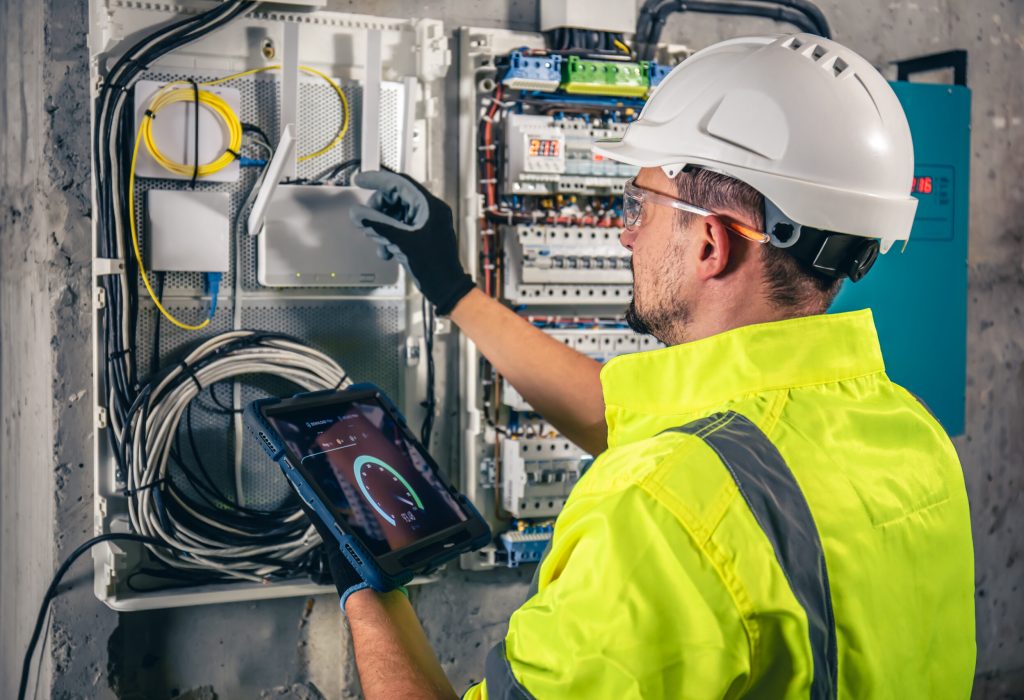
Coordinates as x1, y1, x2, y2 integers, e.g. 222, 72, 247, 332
122, 331, 351, 582
634, 0, 831, 61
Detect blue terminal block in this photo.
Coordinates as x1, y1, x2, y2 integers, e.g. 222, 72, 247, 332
647, 61, 671, 90
503, 50, 563, 92
831, 79, 971, 436
499, 526, 554, 567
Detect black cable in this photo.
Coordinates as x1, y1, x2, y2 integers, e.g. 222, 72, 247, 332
18, 533, 169, 700
420, 296, 436, 450
641, 0, 822, 60
150, 271, 165, 379
314, 158, 362, 184
241, 121, 271, 146
763, 0, 830, 36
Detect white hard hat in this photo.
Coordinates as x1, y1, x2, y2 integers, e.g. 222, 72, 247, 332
595, 33, 917, 256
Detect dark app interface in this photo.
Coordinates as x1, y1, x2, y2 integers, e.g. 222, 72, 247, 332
267, 398, 467, 555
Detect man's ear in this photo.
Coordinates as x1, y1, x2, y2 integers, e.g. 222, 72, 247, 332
694, 214, 732, 280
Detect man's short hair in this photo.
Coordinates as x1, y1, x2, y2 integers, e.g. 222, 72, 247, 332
673, 167, 843, 313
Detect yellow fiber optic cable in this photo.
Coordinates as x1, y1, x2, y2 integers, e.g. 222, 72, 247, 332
614, 38, 632, 56
142, 86, 243, 178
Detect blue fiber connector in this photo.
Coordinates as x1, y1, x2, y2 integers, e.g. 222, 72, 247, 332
205, 271, 222, 320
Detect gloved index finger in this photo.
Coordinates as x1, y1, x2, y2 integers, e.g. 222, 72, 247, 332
353, 169, 406, 193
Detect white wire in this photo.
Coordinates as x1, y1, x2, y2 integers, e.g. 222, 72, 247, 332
124, 331, 353, 581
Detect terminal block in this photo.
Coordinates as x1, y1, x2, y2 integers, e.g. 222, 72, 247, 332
499, 525, 554, 567
502, 50, 563, 91
563, 56, 649, 98
648, 61, 671, 90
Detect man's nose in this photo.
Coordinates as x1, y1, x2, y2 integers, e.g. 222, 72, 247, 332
619, 227, 637, 251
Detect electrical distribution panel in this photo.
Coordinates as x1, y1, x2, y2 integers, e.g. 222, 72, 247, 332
88, 1, 449, 610
457, 29, 673, 571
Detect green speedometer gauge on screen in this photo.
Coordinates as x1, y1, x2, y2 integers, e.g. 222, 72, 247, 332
354, 454, 425, 526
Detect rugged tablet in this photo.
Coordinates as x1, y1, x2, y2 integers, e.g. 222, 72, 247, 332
246, 385, 491, 591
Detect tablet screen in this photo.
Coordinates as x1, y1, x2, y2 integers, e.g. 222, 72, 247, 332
264, 396, 468, 556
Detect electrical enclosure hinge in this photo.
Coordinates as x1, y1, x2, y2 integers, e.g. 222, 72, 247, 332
97, 406, 108, 429
95, 286, 107, 309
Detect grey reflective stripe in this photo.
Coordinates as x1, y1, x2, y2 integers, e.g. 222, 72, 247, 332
484, 640, 535, 699
665, 411, 838, 700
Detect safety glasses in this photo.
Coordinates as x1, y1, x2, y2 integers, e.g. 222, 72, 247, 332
623, 178, 770, 244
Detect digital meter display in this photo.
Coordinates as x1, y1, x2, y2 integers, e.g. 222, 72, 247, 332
528, 137, 561, 157
912, 176, 934, 194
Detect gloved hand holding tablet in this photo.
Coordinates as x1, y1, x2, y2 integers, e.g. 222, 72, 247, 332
246, 385, 491, 604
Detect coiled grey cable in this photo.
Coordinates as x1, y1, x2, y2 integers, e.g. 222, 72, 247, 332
123, 331, 351, 581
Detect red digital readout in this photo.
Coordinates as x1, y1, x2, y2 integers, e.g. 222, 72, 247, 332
912, 176, 933, 194
528, 138, 561, 158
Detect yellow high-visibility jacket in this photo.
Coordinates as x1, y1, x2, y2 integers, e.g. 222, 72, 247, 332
465, 310, 975, 699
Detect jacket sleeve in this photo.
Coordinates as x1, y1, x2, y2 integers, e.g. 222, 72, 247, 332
463, 484, 752, 699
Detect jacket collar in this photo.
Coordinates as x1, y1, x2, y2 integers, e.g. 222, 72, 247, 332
600, 310, 886, 448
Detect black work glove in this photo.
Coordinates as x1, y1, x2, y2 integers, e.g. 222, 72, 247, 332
297, 499, 373, 607
350, 170, 476, 315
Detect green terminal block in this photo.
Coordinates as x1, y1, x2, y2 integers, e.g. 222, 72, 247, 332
562, 56, 650, 98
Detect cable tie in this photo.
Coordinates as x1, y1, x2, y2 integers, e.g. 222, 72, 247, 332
122, 476, 168, 497
178, 361, 203, 393
332, 374, 348, 390
108, 349, 132, 361
225, 148, 240, 160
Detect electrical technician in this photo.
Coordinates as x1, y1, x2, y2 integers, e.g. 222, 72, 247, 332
303, 34, 976, 699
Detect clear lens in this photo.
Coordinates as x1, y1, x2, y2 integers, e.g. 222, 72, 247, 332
623, 184, 643, 230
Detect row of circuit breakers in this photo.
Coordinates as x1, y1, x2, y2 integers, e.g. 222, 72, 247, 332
465, 43, 673, 569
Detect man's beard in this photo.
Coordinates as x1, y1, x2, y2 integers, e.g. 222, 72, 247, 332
626, 260, 690, 344
625, 298, 655, 336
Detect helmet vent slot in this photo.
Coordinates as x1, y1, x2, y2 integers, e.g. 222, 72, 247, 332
831, 57, 848, 77
785, 37, 804, 51
811, 44, 828, 61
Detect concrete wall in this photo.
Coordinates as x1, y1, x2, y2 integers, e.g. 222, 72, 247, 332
0, 0, 1020, 698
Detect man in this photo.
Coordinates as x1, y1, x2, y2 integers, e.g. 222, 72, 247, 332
307, 33, 976, 698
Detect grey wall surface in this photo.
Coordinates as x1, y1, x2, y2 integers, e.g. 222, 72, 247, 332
0, 0, 1020, 698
